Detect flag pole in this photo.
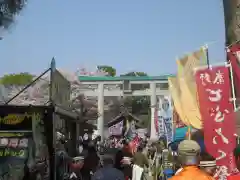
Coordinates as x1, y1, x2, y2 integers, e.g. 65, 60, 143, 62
228, 62, 237, 110
204, 44, 210, 68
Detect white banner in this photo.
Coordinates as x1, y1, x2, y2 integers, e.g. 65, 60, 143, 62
157, 97, 165, 137
158, 96, 173, 144
108, 121, 123, 136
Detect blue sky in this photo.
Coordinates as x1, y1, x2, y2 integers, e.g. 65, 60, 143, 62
0, 0, 226, 76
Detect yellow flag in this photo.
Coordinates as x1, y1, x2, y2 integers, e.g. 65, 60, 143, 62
176, 47, 207, 129
168, 77, 189, 126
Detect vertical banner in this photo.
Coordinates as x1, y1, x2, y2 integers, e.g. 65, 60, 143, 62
157, 97, 165, 138
195, 65, 236, 172
158, 96, 173, 144
154, 106, 159, 137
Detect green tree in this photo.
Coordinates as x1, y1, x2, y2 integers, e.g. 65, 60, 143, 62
0, 72, 34, 85
0, 0, 27, 31
97, 65, 116, 77
120, 71, 147, 77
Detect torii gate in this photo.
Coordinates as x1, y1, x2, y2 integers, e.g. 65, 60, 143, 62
79, 75, 173, 140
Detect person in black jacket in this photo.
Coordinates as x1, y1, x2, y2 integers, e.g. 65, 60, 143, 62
114, 150, 124, 171
81, 145, 100, 180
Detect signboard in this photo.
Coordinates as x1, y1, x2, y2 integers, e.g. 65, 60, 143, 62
51, 70, 71, 105
0, 113, 33, 131
51, 69, 71, 130
0, 132, 31, 180
0, 106, 53, 180
195, 64, 237, 176
0, 132, 30, 161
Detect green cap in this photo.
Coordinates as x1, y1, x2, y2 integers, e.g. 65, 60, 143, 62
178, 140, 201, 156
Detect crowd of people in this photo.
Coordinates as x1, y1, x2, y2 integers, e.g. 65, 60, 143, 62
55, 131, 240, 180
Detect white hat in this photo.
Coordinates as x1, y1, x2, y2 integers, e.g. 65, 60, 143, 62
199, 160, 216, 167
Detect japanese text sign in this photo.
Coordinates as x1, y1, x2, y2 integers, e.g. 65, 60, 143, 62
195, 65, 236, 167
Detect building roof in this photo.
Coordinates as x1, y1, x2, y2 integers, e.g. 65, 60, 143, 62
79, 74, 175, 82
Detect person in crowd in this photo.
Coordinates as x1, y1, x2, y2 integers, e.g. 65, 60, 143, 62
121, 140, 133, 179
199, 152, 216, 176
91, 156, 125, 180
234, 145, 240, 170
169, 140, 214, 180
122, 140, 133, 158
81, 145, 100, 180
132, 145, 149, 180
114, 149, 124, 171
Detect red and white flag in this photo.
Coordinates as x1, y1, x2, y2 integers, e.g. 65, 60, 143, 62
195, 64, 236, 171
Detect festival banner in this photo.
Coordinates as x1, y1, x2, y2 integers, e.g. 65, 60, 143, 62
195, 64, 236, 170
158, 96, 173, 144
227, 44, 240, 105
168, 77, 188, 126
157, 97, 164, 137
177, 48, 207, 129
154, 106, 159, 136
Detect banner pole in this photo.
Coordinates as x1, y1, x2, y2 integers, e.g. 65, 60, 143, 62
205, 44, 210, 68
194, 62, 226, 72
188, 126, 191, 140
229, 62, 237, 110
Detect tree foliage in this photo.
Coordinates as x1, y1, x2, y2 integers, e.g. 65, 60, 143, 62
97, 65, 116, 77
0, 0, 27, 30
121, 71, 147, 77
0, 72, 34, 85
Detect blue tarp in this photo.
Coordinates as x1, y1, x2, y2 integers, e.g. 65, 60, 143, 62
174, 127, 189, 141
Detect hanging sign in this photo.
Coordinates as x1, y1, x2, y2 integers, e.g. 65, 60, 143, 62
195, 64, 236, 174
158, 96, 173, 144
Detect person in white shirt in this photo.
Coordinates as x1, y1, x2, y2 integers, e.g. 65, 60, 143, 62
91, 156, 125, 180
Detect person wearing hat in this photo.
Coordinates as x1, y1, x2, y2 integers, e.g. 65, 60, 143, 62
199, 153, 216, 176
169, 140, 214, 180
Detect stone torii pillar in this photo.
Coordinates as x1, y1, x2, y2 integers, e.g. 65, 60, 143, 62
97, 83, 104, 141
150, 82, 158, 140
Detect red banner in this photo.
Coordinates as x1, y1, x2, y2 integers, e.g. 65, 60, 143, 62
195, 65, 236, 169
